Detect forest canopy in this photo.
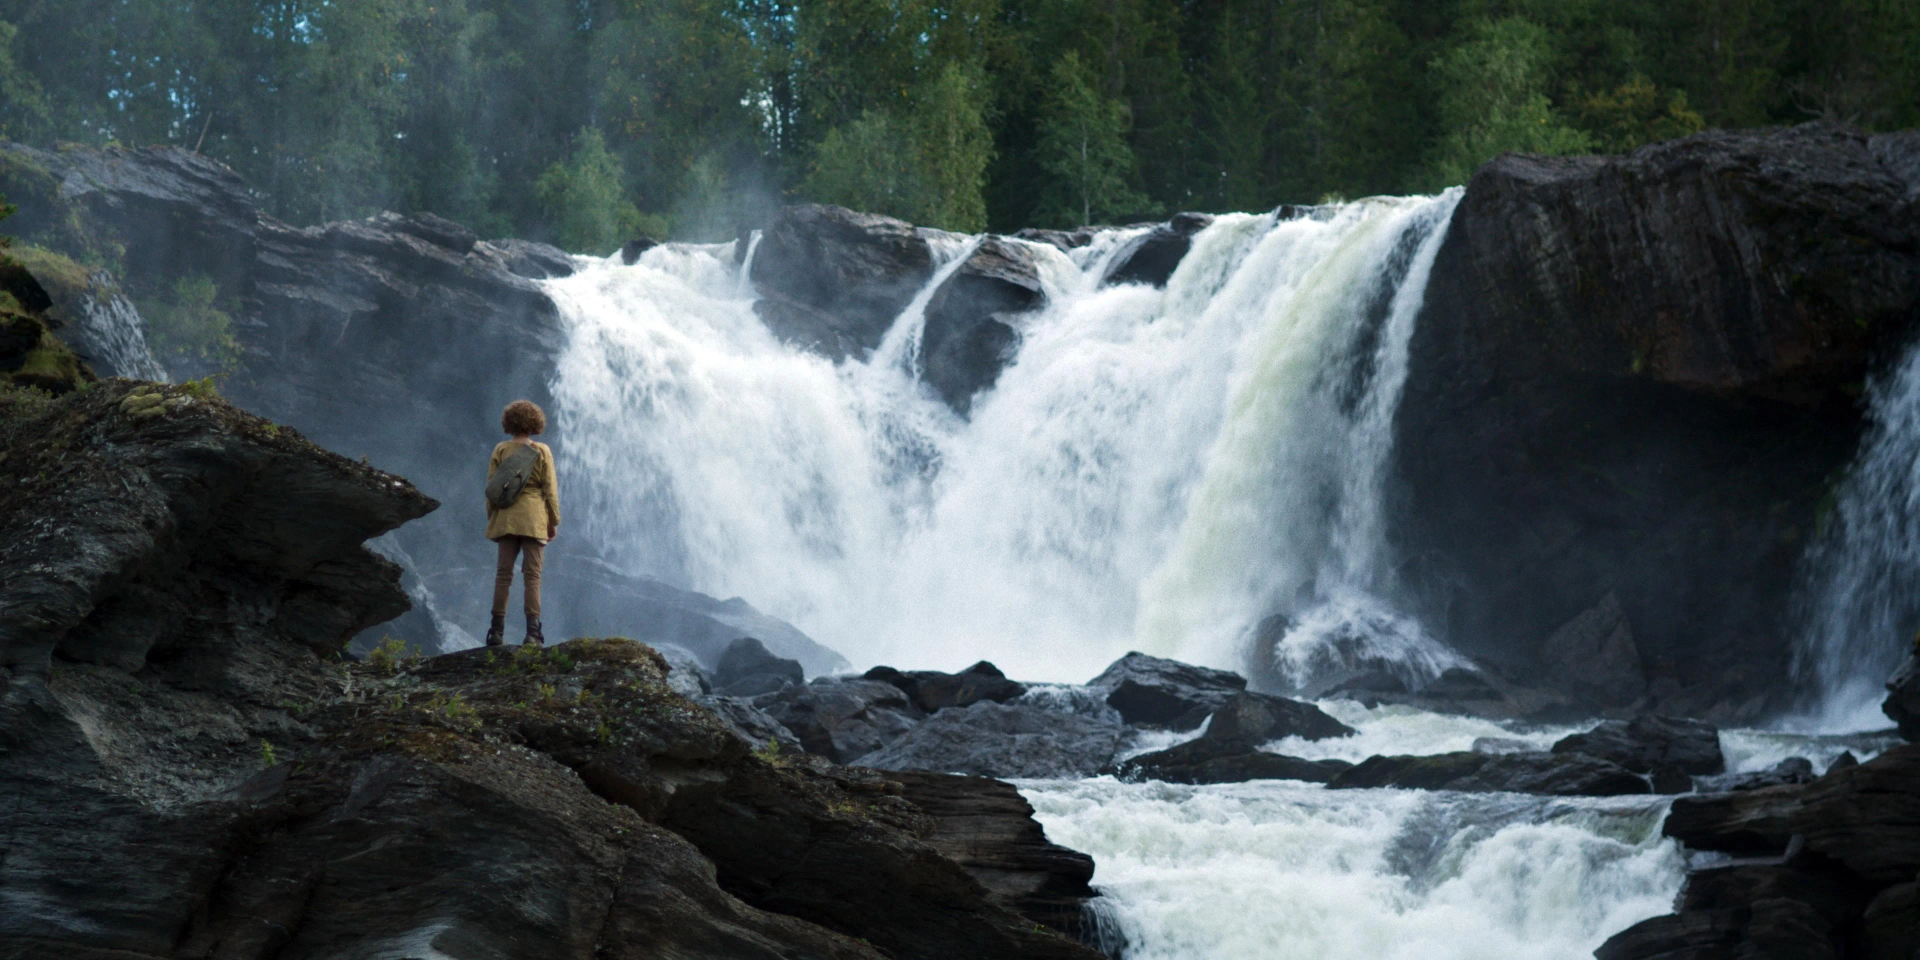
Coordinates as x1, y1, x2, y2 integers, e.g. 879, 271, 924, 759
0, 0, 1913, 248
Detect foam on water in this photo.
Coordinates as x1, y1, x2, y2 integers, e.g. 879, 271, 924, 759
1021, 778, 1683, 960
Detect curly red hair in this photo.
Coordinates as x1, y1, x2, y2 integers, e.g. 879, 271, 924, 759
501, 399, 547, 436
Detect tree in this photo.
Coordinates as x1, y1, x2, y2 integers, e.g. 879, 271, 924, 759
1573, 75, 1706, 152
535, 128, 658, 254
1425, 16, 1592, 189
802, 62, 993, 231
1033, 51, 1151, 226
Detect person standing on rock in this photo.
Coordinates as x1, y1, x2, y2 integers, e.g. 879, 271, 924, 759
484, 400, 560, 647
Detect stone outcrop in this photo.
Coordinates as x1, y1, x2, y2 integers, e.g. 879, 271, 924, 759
1120, 691, 1356, 785
1101, 212, 1214, 288
1394, 121, 1920, 720
1600, 744, 1920, 958
887, 772, 1099, 939
755, 676, 927, 763
920, 237, 1045, 412
1327, 750, 1651, 796
1885, 646, 1920, 739
713, 636, 806, 696
1089, 651, 1250, 728
0, 381, 434, 675
865, 660, 1029, 713
749, 204, 935, 360
1550, 715, 1725, 775
856, 700, 1128, 779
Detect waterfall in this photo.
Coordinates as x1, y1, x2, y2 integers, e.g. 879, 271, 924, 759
1791, 336, 1920, 731
545, 192, 1462, 685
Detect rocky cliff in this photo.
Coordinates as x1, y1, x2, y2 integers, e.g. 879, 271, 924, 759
0, 384, 1101, 960
1393, 122, 1920, 721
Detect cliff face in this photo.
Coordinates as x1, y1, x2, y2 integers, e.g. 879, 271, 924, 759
0, 385, 1099, 960
1395, 122, 1920, 720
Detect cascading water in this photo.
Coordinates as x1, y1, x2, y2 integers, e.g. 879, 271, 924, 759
68, 275, 167, 382
1791, 336, 1920, 731
546, 192, 1463, 687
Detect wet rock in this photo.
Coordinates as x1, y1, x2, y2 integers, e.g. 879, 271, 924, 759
1101, 213, 1214, 288
1536, 593, 1645, 707
1120, 692, 1356, 784
1419, 667, 1500, 701
1011, 227, 1095, 252
856, 701, 1125, 779
698, 695, 803, 753
716, 636, 807, 693
756, 677, 925, 763
1696, 757, 1817, 793
1885, 648, 1920, 740
1651, 763, 1695, 794
1551, 715, 1725, 775
1471, 737, 1534, 755
886, 772, 1098, 939
1829, 751, 1861, 774
865, 661, 1028, 713
1664, 745, 1920, 885
1864, 880, 1920, 960
654, 643, 713, 697
491, 237, 578, 279
1595, 864, 1862, 960
1327, 750, 1650, 796
621, 236, 660, 265
749, 204, 934, 359
1397, 122, 1920, 718
920, 237, 1046, 413
1088, 652, 1247, 729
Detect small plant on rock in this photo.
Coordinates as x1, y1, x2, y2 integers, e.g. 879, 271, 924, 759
260, 739, 278, 767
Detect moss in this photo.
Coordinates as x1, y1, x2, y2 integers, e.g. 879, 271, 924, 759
11, 332, 89, 393
8, 244, 96, 301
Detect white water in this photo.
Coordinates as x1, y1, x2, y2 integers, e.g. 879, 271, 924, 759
546, 192, 1464, 685
1790, 336, 1920, 731
1022, 778, 1683, 960
73, 274, 167, 381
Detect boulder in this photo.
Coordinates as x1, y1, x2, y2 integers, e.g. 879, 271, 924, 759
864, 661, 1028, 713
698, 694, 803, 753
1394, 122, 1920, 718
1596, 864, 1860, 960
885, 772, 1098, 939
756, 677, 925, 763
653, 642, 713, 697
1885, 648, 1920, 740
1696, 756, 1817, 793
920, 237, 1046, 413
716, 636, 807, 694
855, 701, 1125, 779
1101, 212, 1214, 288
1550, 715, 1724, 775
1010, 227, 1096, 252
1663, 745, 1920, 885
1327, 751, 1651, 796
1536, 593, 1645, 707
621, 236, 660, 265
1088, 652, 1247, 729
749, 204, 934, 359
1864, 880, 1920, 960
1120, 692, 1355, 784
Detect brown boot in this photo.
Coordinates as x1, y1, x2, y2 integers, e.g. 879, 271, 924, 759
523, 618, 544, 647
484, 614, 505, 647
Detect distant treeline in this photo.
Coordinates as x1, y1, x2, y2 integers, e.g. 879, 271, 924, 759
0, 0, 1913, 248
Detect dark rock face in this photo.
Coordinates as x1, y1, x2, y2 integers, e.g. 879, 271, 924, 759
1101, 213, 1214, 288
1696, 756, 1817, 793
1089, 651, 1248, 728
1885, 649, 1920, 739
1550, 715, 1725, 775
756, 677, 926, 763
1536, 593, 1645, 708
920, 237, 1044, 413
1395, 122, 1920, 719
697, 695, 803, 752
1327, 750, 1651, 796
865, 660, 1029, 713
0, 381, 434, 675
855, 700, 1126, 779
749, 204, 934, 359
1596, 865, 1858, 960
715, 636, 807, 695
886, 772, 1098, 940
1122, 693, 1355, 785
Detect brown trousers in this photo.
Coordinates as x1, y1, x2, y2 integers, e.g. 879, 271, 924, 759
491, 535, 545, 620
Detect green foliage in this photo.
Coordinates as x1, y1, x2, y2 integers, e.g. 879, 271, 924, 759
1425, 17, 1593, 189
259, 739, 278, 767
803, 62, 994, 231
1573, 76, 1707, 153
366, 636, 419, 675
1033, 52, 1152, 227
140, 276, 240, 377
536, 128, 662, 255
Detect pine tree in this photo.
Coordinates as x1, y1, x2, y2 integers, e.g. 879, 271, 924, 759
535, 128, 654, 254
1034, 51, 1151, 227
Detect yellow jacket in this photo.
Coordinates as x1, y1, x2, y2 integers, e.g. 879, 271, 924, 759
486, 440, 560, 541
